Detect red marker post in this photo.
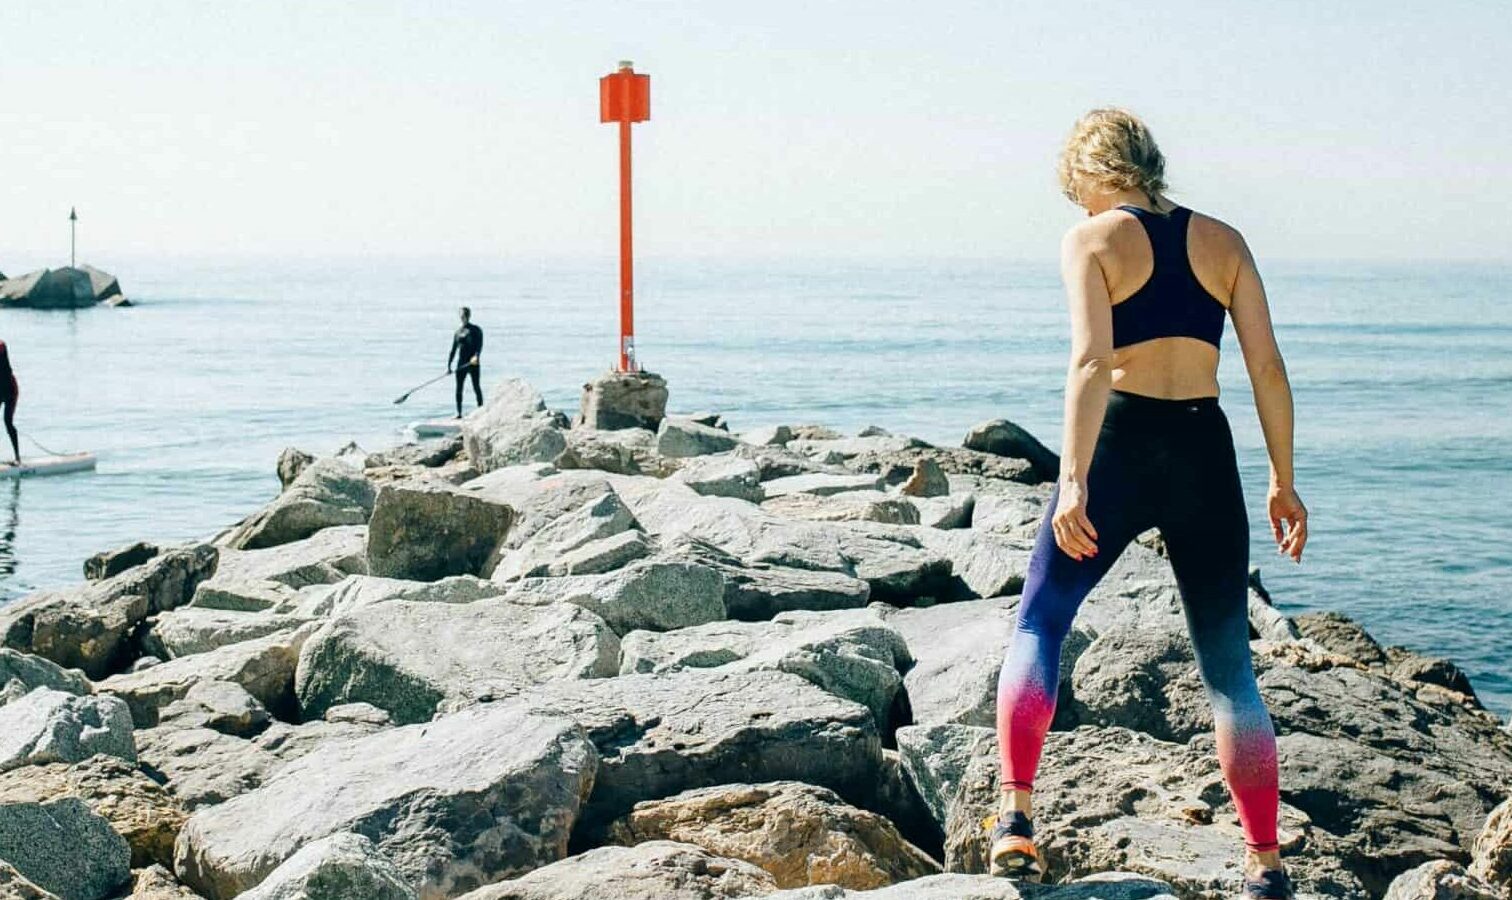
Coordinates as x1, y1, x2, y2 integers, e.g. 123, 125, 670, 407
600, 61, 650, 372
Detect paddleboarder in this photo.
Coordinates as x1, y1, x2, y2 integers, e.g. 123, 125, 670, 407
446, 307, 484, 417
0, 340, 19, 465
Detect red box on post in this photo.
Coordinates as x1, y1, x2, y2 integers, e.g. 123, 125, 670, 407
600, 67, 650, 123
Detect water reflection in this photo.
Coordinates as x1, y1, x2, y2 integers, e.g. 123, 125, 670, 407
0, 478, 17, 578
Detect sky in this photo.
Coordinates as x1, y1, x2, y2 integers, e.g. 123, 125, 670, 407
1, 0, 1509, 267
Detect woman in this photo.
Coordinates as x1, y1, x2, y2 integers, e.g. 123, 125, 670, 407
988, 109, 1308, 899
0, 340, 18, 466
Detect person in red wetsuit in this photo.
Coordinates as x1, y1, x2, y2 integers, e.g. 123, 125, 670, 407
0, 341, 19, 465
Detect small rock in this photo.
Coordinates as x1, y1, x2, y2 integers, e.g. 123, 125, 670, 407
363, 436, 461, 469
147, 607, 306, 659
208, 527, 367, 591
129, 657, 164, 673
545, 530, 653, 577
900, 459, 950, 498
238, 833, 417, 900
741, 424, 794, 446
762, 492, 920, 525
129, 865, 199, 899
322, 702, 393, 727
1293, 611, 1389, 666
507, 560, 727, 636
763, 473, 884, 498
159, 681, 272, 738
84, 542, 161, 581
275, 448, 314, 490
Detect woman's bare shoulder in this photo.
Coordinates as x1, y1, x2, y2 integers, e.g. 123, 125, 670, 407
1188, 208, 1249, 259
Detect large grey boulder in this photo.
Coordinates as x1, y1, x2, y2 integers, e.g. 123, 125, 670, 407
606, 782, 939, 889
99, 626, 315, 726
576, 370, 669, 431
506, 559, 727, 635
962, 418, 1059, 480
617, 608, 911, 731
455, 841, 776, 900
0, 544, 219, 678
136, 715, 388, 812
0, 753, 187, 871
461, 380, 567, 473
190, 578, 301, 612
173, 703, 597, 900
364, 436, 462, 470
761, 872, 1178, 899
670, 455, 764, 503
880, 597, 1029, 727
295, 597, 620, 725
0, 648, 91, 705
656, 417, 739, 458
526, 668, 881, 837
365, 483, 515, 581
224, 460, 376, 550
490, 490, 638, 581
720, 564, 873, 621
0, 688, 136, 773
1382, 861, 1502, 900
923, 724, 1368, 899
146, 606, 308, 659
914, 529, 1031, 599
0, 796, 131, 900
237, 833, 417, 900
291, 573, 503, 618
209, 526, 367, 589
83, 541, 160, 581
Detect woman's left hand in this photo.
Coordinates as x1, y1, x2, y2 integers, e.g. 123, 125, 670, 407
1268, 483, 1308, 563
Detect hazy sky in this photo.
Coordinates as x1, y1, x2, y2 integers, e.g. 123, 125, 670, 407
2, 1, 1508, 267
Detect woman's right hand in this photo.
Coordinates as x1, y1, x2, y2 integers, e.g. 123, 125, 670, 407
1053, 479, 1099, 561
1268, 483, 1308, 563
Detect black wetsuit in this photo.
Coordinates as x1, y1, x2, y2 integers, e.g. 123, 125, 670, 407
448, 323, 484, 416
0, 342, 18, 462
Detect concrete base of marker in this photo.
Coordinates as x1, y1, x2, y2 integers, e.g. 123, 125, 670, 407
577, 370, 669, 431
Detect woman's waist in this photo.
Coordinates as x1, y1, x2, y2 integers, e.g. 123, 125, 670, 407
1102, 388, 1228, 433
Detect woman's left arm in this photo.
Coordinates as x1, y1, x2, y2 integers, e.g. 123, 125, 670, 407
1053, 223, 1115, 560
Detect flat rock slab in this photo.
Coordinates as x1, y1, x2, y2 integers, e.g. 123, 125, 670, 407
505, 560, 727, 635
607, 781, 939, 889
524, 668, 882, 838
237, 832, 417, 900
762, 491, 920, 526
148, 607, 307, 659
292, 573, 504, 618
295, 597, 620, 724
657, 418, 739, 458
760, 872, 1178, 899
670, 456, 764, 503
224, 459, 375, 551
617, 608, 911, 730
457, 841, 776, 900
209, 526, 368, 590
762, 473, 885, 499
0, 796, 131, 900
0, 648, 91, 703
174, 702, 597, 900
0, 687, 136, 774
100, 626, 315, 727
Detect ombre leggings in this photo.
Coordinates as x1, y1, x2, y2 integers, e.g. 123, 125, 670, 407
996, 389, 1279, 853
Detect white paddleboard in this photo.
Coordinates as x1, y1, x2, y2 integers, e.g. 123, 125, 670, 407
409, 419, 461, 438
1, 452, 97, 478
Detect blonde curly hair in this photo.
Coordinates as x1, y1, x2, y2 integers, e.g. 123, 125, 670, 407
1057, 108, 1167, 204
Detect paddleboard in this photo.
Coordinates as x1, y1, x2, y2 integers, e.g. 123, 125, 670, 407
1, 452, 97, 478
409, 419, 461, 438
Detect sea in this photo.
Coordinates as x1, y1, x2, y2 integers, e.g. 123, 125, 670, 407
1, 257, 1508, 715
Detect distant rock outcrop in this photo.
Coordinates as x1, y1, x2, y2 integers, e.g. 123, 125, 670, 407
0, 264, 126, 309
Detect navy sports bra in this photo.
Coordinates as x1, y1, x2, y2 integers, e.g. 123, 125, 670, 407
1110, 205, 1226, 349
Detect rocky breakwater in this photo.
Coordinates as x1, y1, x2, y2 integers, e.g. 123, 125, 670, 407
0, 376, 1508, 900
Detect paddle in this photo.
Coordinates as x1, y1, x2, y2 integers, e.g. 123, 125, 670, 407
392, 372, 452, 405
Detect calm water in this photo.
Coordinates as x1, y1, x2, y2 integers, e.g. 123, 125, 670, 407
1, 257, 1509, 714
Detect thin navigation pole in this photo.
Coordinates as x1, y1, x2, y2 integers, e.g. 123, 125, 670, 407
599, 61, 651, 372
69, 207, 77, 268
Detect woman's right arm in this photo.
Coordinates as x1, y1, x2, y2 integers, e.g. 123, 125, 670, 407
1228, 233, 1308, 562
